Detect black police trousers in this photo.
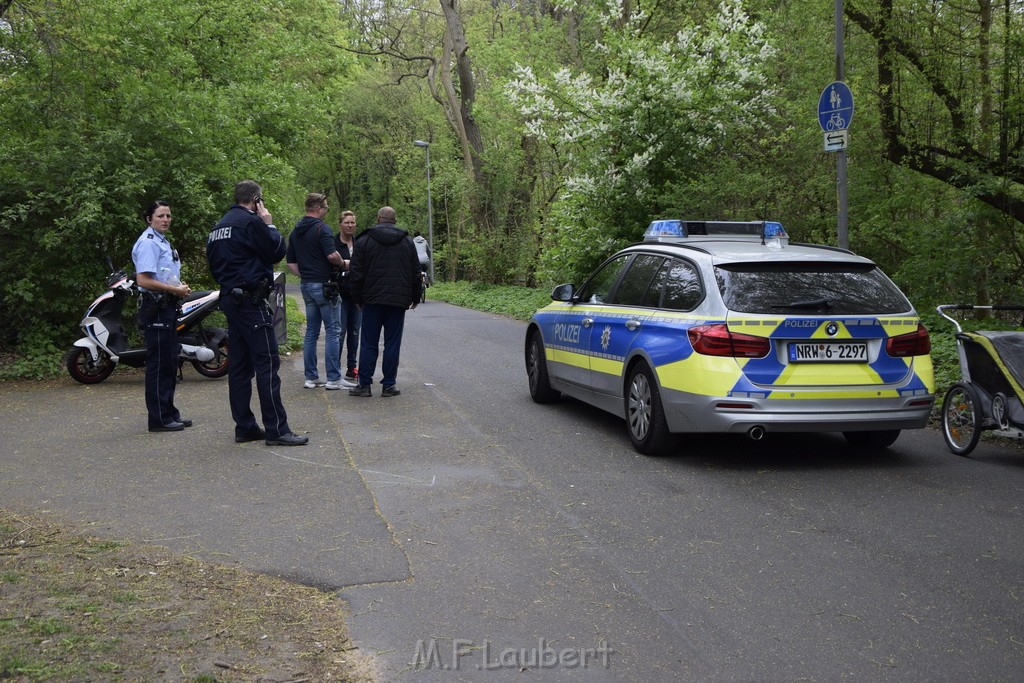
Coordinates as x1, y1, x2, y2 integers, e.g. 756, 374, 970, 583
220, 294, 292, 440
141, 304, 182, 429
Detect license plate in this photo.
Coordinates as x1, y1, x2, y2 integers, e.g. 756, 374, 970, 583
788, 341, 867, 363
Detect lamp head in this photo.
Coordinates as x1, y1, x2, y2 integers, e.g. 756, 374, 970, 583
413, 140, 430, 148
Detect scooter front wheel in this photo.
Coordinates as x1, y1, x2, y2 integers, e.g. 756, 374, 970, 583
66, 347, 115, 384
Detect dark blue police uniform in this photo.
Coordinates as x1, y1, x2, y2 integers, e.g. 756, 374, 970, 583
206, 205, 294, 441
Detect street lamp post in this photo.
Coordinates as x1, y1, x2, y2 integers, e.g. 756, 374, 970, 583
413, 140, 435, 284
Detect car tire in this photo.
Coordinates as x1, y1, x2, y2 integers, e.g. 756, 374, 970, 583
842, 429, 901, 450
625, 362, 675, 455
941, 382, 982, 456
526, 330, 560, 404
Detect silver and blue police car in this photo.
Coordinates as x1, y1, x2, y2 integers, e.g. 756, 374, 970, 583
525, 220, 935, 454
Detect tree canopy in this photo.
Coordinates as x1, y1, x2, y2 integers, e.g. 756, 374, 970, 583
1, 0, 1023, 360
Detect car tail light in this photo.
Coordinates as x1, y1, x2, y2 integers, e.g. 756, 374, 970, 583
886, 323, 931, 357
688, 324, 770, 358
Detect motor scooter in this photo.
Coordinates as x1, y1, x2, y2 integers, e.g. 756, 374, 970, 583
66, 258, 228, 384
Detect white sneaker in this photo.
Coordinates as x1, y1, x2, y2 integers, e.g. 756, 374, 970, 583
304, 379, 325, 389
325, 378, 357, 390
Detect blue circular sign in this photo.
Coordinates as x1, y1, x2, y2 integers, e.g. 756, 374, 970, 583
817, 81, 854, 131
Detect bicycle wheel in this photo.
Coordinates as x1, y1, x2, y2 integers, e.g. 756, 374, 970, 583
942, 382, 982, 456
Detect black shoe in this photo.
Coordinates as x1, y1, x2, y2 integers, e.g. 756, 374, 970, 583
235, 429, 267, 443
381, 385, 401, 397
149, 421, 185, 432
265, 432, 309, 446
349, 384, 372, 397
179, 419, 193, 428
345, 369, 357, 380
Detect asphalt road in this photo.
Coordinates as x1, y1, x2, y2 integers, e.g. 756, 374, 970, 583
2, 299, 1023, 681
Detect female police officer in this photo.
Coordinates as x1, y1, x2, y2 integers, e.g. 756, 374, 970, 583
132, 200, 193, 432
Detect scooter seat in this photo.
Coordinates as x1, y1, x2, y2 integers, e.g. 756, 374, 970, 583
182, 289, 215, 303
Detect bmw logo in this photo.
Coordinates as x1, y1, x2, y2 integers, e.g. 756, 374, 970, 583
825, 322, 839, 336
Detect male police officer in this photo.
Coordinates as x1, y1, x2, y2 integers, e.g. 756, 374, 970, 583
206, 180, 308, 446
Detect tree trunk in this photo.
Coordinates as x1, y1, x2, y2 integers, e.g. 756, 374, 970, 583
431, 0, 491, 232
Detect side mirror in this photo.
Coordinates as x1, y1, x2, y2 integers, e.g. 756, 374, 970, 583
551, 283, 575, 302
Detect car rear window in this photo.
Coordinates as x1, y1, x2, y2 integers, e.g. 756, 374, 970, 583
715, 262, 912, 315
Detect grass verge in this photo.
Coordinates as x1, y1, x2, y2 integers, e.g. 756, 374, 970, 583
427, 281, 552, 322
0, 510, 376, 682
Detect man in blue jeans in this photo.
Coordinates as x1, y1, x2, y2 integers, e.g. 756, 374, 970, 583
347, 206, 421, 397
286, 193, 354, 390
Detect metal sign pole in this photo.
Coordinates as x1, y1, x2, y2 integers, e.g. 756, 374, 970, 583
835, 0, 849, 250
413, 140, 436, 283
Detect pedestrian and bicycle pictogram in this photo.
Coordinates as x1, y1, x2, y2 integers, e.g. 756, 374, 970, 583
817, 81, 854, 132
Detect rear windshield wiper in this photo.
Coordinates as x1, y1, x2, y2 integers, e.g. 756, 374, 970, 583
772, 297, 832, 309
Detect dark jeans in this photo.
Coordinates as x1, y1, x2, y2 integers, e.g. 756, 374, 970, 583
357, 303, 406, 388
339, 296, 361, 373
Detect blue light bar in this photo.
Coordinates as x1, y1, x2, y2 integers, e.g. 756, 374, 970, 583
647, 220, 683, 237
643, 220, 788, 242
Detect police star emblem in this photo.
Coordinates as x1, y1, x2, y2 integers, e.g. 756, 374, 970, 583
601, 325, 612, 351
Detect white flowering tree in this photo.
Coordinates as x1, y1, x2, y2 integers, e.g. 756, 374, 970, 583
508, 0, 776, 281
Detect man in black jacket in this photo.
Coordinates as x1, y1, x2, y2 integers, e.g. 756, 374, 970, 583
348, 206, 421, 397
286, 193, 349, 390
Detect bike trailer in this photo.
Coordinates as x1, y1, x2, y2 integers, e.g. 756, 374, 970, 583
958, 330, 1024, 426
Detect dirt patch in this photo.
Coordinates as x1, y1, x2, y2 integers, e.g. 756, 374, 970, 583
0, 509, 377, 682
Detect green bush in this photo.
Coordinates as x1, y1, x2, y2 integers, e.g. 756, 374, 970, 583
0, 326, 65, 380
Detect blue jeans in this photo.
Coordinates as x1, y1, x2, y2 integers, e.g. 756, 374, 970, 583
339, 296, 361, 373
357, 304, 406, 388
300, 281, 341, 382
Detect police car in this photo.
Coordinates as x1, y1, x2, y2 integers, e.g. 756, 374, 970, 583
525, 220, 934, 455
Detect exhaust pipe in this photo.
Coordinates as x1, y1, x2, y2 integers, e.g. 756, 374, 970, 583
747, 425, 766, 441
180, 344, 215, 362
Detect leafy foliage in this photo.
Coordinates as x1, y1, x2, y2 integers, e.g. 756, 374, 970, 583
2, 0, 1024, 379
507, 0, 777, 282
0, 0, 350, 354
